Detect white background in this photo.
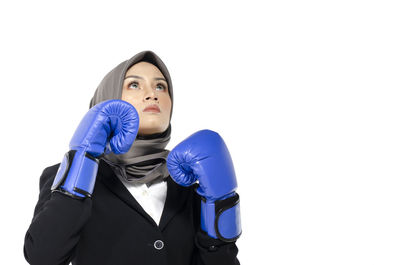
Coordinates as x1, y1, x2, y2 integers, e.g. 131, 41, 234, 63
1, 0, 399, 264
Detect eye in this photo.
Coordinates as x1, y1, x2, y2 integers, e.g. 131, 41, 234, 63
128, 81, 139, 90
156, 83, 166, 91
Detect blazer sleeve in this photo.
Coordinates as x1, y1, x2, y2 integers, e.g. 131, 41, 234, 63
191, 185, 240, 265
23, 164, 93, 265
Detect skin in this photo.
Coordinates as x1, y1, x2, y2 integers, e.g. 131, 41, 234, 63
121, 61, 172, 135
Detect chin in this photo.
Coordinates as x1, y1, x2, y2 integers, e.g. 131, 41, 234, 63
138, 116, 169, 134
139, 125, 165, 135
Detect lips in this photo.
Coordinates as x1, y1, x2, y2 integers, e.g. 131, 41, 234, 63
143, 104, 161, 113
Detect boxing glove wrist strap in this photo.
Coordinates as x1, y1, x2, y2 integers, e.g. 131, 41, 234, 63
200, 193, 242, 242
51, 149, 99, 199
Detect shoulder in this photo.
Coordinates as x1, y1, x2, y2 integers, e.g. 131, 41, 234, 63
39, 163, 60, 190
42, 163, 61, 176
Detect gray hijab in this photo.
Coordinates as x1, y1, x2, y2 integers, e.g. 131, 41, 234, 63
89, 50, 173, 186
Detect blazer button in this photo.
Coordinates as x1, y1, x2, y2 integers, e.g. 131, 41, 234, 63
154, 240, 164, 250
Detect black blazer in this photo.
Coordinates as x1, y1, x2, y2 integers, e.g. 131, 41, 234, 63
23, 159, 240, 265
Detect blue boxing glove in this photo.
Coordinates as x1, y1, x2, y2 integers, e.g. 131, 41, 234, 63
166, 129, 241, 242
51, 99, 139, 199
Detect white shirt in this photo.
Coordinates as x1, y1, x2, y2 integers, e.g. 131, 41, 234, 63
116, 174, 168, 226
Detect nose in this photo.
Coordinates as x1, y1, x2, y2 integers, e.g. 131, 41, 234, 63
143, 87, 158, 102
144, 94, 158, 102
145, 95, 158, 100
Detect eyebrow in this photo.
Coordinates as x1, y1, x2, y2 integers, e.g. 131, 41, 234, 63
124, 75, 167, 82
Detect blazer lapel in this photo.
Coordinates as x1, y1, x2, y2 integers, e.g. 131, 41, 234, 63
98, 159, 191, 231
158, 177, 190, 231
97, 159, 158, 227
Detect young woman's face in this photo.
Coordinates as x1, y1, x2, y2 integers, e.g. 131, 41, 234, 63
122, 61, 172, 135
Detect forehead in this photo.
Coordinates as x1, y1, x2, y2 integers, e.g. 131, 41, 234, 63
125, 61, 164, 77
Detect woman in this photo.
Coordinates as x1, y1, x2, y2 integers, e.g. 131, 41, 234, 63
23, 50, 241, 265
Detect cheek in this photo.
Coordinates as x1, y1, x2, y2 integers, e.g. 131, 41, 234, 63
122, 93, 143, 112
159, 95, 172, 112
131, 101, 142, 113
